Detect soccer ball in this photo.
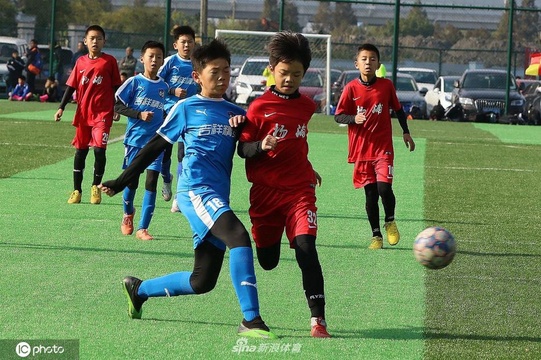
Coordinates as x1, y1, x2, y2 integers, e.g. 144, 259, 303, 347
413, 227, 456, 270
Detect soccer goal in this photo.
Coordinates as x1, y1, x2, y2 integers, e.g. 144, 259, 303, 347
215, 29, 332, 115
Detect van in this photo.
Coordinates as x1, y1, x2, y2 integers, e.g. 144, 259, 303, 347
0, 36, 28, 97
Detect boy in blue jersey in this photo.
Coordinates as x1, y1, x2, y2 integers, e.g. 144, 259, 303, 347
99, 39, 276, 339
158, 25, 198, 208
114, 40, 168, 241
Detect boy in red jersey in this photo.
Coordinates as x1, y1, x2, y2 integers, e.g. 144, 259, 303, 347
237, 31, 330, 338
54, 25, 122, 205
334, 43, 415, 250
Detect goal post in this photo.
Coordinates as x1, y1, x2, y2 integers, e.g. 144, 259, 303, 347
215, 29, 332, 115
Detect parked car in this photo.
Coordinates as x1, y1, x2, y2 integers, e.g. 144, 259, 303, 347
35, 44, 74, 94
0, 36, 28, 98
331, 69, 359, 105
398, 67, 437, 91
520, 80, 541, 125
393, 72, 428, 119
424, 75, 461, 116
449, 69, 526, 123
235, 56, 268, 106
299, 68, 325, 111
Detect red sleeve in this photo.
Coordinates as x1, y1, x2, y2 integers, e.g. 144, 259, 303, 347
388, 81, 401, 112
240, 103, 262, 142
335, 82, 356, 115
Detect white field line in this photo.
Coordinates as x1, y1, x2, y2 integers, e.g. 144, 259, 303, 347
426, 165, 533, 172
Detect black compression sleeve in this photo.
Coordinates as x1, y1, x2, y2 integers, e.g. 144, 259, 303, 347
101, 134, 170, 193
334, 114, 355, 124
114, 99, 140, 119
237, 141, 263, 159
395, 108, 410, 134
58, 86, 75, 110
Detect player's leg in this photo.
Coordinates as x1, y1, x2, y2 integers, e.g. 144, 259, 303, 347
68, 125, 91, 203
89, 123, 110, 204
211, 211, 276, 339
120, 146, 139, 235
160, 142, 173, 201
293, 235, 331, 338
122, 241, 225, 319
135, 169, 160, 241
169, 141, 186, 212
354, 161, 383, 248
375, 156, 400, 245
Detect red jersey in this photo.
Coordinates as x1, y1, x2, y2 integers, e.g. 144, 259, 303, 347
241, 90, 317, 190
335, 77, 401, 162
66, 53, 121, 127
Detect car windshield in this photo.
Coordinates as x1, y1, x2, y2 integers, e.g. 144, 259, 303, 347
0, 42, 19, 64
396, 76, 418, 92
344, 72, 358, 83
443, 78, 458, 92
462, 73, 516, 90
401, 70, 437, 84
242, 61, 268, 76
301, 71, 322, 87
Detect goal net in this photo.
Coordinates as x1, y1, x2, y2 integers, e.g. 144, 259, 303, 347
215, 29, 332, 114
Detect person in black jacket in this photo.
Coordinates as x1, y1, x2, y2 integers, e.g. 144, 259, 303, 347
6, 50, 25, 93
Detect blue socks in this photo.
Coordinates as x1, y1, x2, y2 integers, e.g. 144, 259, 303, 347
138, 190, 156, 230
229, 247, 260, 322
122, 187, 136, 214
138, 272, 194, 298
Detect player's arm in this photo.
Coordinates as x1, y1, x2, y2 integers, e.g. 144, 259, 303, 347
114, 99, 140, 119
237, 140, 264, 158
334, 114, 355, 124
54, 85, 76, 121
100, 134, 170, 195
395, 107, 415, 151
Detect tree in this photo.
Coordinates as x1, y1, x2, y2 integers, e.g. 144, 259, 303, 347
260, 0, 299, 32
400, 1, 434, 37
514, 0, 540, 44
312, 2, 332, 34
333, 3, 358, 29
0, 0, 18, 37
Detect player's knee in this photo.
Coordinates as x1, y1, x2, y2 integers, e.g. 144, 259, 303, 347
190, 274, 218, 294
256, 245, 280, 270
93, 147, 106, 162
145, 171, 159, 192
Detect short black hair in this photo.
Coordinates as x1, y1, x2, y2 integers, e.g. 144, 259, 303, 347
356, 43, 380, 61
141, 40, 165, 58
171, 25, 196, 40
19, 75, 26, 81
85, 25, 106, 38
191, 39, 230, 73
267, 31, 311, 73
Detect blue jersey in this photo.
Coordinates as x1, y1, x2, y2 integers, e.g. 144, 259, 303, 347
115, 74, 168, 148
157, 95, 246, 198
158, 54, 198, 113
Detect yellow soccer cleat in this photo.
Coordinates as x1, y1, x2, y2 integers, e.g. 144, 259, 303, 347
90, 185, 101, 204
368, 236, 383, 250
384, 220, 400, 246
67, 190, 82, 204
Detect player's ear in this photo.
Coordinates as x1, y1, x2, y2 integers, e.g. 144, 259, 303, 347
354, 61, 359, 69
192, 70, 200, 83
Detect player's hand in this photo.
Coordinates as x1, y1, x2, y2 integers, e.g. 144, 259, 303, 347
175, 88, 187, 98
139, 111, 154, 122
228, 115, 245, 128
403, 134, 415, 152
98, 184, 116, 197
261, 135, 279, 151
113, 112, 120, 122
314, 170, 322, 187
354, 112, 366, 124
54, 109, 63, 122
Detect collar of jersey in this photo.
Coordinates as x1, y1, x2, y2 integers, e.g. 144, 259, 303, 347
358, 75, 377, 86
269, 86, 301, 100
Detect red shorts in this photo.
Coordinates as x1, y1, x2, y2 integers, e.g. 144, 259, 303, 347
249, 184, 318, 249
353, 154, 394, 188
71, 122, 111, 149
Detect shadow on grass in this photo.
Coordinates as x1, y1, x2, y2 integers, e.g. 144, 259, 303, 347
457, 249, 541, 258
424, 329, 541, 342
0, 242, 193, 258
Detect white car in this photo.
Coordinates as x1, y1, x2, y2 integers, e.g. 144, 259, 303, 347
398, 67, 438, 92
424, 76, 461, 115
0, 36, 28, 97
235, 56, 268, 106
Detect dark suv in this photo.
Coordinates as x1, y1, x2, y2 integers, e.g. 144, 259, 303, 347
450, 69, 525, 123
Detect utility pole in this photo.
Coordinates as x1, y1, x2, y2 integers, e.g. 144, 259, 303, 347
200, 0, 208, 43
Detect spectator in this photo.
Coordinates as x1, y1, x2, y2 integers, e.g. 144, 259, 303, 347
8, 75, 33, 101
118, 46, 137, 78
6, 50, 25, 93
52, 41, 64, 83
39, 76, 59, 102
25, 39, 42, 93
120, 72, 128, 84
71, 41, 88, 68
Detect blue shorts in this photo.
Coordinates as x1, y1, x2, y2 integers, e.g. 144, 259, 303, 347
123, 145, 164, 172
177, 187, 231, 251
